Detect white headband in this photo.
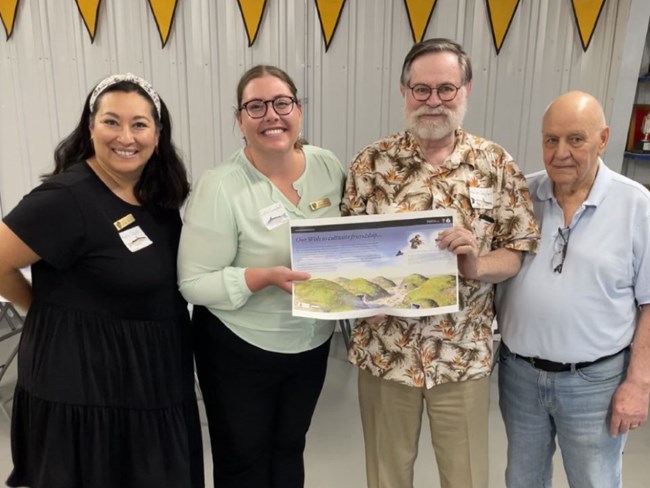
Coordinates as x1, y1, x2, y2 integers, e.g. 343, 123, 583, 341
89, 73, 161, 118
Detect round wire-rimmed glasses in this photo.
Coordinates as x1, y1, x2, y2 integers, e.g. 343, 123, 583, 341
239, 96, 297, 119
407, 83, 461, 102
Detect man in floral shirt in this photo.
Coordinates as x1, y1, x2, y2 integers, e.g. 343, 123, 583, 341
341, 38, 539, 488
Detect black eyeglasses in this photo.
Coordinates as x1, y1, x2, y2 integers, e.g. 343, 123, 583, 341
552, 227, 571, 274
239, 96, 297, 119
407, 83, 462, 102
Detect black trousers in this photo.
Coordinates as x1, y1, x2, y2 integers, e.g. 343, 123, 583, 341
192, 306, 331, 488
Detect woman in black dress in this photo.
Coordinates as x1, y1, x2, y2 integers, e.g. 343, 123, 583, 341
0, 73, 204, 488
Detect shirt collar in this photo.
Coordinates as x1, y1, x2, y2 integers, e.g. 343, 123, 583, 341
584, 159, 612, 207
402, 128, 465, 169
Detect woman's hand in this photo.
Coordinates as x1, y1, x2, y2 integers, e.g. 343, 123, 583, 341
245, 266, 310, 294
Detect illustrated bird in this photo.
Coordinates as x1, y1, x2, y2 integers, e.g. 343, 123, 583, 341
409, 234, 423, 249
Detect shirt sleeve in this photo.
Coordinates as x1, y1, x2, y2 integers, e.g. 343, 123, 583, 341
177, 170, 254, 310
3, 182, 86, 269
492, 154, 540, 253
633, 192, 650, 305
341, 147, 374, 216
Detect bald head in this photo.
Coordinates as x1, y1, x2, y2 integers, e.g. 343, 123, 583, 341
542, 91, 609, 195
543, 91, 607, 133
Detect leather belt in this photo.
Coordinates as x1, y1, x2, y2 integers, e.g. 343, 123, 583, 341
505, 343, 629, 373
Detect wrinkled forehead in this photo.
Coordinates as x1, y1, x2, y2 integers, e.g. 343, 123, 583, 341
543, 97, 606, 134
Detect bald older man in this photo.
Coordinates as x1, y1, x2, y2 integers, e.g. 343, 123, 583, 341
496, 91, 650, 487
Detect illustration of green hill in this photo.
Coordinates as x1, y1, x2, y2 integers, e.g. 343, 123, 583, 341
334, 277, 350, 285
400, 273, 428, 291
403, 275, 457, 307
371, 276, 397, 289
341, 278, 390, 300
294, 279, 362, 312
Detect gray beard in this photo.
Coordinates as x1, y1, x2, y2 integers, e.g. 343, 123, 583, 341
404, 101, 467, 141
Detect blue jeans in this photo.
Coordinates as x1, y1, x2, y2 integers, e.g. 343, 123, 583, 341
498, 343, 629, 488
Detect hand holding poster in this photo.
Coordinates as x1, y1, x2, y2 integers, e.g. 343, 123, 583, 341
290, 210, 459, 319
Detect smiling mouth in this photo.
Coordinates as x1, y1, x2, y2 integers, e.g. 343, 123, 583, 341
262, 128, 286, 135
113, 149, 138, 158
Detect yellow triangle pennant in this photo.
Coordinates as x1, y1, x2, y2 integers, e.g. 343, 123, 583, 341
237, 0, 268, 47
486, 0, 521, 54
404, 0, 437, 43
75, 0, 102, 42
0, 0, 20, 39
315, 0, 347, 51
147, 0, 179, 48
571, 0, 606, 51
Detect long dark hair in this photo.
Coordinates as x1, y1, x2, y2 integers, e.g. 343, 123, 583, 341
51, 79, 190, 209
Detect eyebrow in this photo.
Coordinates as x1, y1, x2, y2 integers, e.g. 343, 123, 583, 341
101, 111, 153, 121
242, 95, 293, 102
543, 131, 587, 138
410, 80, 460, 86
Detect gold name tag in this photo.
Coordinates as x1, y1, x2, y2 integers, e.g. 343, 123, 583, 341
309, 198, 332, 211
113, 213, 135, 231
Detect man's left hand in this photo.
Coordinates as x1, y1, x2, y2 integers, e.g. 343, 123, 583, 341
437, 227, 480, 279
609, 380, 650, 436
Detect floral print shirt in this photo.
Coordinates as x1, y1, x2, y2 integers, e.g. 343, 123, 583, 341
341, 129, 540, 388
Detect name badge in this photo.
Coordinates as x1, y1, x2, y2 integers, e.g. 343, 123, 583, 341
113, 213, 135, 231
118, 226, 153, 252
468, 187, 494, 210
309, 198, 332, 211
260, 202, 290, 230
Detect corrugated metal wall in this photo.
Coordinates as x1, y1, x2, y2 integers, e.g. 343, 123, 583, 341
0, 0, 648, 216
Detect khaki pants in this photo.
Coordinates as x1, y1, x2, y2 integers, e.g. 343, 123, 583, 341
358, 369, 489, 488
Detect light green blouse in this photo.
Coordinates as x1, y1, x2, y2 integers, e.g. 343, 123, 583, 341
178, 145, 345, 353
